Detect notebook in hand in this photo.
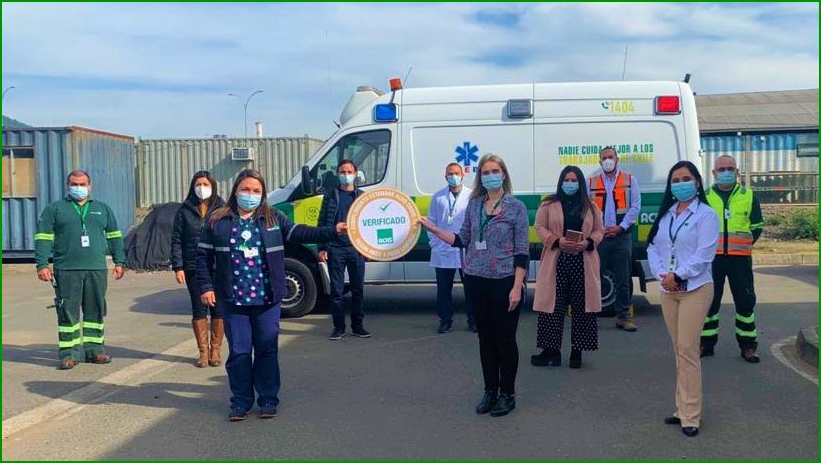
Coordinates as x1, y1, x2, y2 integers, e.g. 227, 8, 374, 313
565, 230, 585, 243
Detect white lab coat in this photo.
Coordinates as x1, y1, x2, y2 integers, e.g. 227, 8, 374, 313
427, 185, 472, 269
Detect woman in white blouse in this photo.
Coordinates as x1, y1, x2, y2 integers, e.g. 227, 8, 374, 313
646, 161, 719, 438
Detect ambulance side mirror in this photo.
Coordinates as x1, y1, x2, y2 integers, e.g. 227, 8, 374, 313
301, 165, 315, 196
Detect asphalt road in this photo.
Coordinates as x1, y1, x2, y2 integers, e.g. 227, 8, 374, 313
2, 264, 818, 460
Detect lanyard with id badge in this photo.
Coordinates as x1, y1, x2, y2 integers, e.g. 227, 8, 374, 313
72, 202, 91, 248
476, 195, 503, 250
237, 221, 259, 259
446, 191, 460, 225
667, 207, 695, 289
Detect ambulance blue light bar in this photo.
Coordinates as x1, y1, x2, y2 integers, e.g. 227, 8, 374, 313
373, 103, 398, 122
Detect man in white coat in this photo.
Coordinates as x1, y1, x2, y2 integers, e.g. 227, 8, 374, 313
428, 162, 475, 333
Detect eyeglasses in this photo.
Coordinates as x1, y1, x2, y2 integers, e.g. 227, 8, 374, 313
716, 167, 736, 173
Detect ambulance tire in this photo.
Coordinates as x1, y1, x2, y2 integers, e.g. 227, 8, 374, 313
597, 271, 634, 318
281, 258, 318, 318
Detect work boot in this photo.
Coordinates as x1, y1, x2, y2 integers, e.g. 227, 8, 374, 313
741, 348, 760, 363
209, 318, 225, 367
192, 319, 209, 368
615, 318, 638, 332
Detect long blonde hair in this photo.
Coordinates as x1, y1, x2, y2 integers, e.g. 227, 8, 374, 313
470, 153, 513, 199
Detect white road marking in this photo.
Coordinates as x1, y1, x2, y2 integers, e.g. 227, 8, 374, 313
770, 336, 818, 385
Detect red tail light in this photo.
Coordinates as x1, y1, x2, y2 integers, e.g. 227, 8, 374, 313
655, 95, 681, 115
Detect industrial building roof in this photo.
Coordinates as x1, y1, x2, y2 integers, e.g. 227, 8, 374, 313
696, 89, 819, 133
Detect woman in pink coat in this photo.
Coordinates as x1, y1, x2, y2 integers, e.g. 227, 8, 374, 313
531, 166, 605, 368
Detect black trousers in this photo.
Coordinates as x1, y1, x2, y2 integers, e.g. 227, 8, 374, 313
598, 232, 632, 319
463, 274, 520, 395
184, 270, 221, 320
701, 255, 758, 350
537, 252, 598, 351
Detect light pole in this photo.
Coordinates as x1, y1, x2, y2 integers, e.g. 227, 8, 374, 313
228, 90, 263, 138
2, 85, 16, 103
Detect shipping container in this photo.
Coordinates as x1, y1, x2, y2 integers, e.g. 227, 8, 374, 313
2, 126, 135, 258
136, 136, 323, 207
700, 132, 819, 204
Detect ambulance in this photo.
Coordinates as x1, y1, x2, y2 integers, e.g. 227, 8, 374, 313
268, 79, 702, 317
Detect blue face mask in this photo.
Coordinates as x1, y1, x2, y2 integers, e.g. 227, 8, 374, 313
561, 181, 579, 196
237, 193, 262, 211
338, 173, 356, 186
716, 170, 736, 186
671, 181, 697, 202
446, 175, 462, 187
481, 173, 504, 191
69, 186, 89, 200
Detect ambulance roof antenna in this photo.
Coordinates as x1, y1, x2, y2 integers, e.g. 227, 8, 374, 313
621, 45, 628, 81
403, 66, 413, 87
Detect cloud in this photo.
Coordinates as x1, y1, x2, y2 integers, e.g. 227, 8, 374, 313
2, 2, 818, 140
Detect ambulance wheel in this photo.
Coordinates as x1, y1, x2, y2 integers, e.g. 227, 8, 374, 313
597, 271, 634, 318
281, 258, 318, 318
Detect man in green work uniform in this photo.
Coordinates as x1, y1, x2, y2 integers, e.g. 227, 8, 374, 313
35, 170, 126, 370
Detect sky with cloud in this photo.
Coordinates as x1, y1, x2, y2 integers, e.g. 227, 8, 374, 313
2, 2, 818, 140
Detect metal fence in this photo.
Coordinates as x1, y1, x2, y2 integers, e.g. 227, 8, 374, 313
136, 136, 324, 207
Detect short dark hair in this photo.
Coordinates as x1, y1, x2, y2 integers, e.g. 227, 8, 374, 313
337, 159, 357, 172
66, 170, 91, 184
599, 146, 618, 157
445, 162, 463, 172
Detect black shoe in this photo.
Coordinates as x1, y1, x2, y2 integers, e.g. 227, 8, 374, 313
475, 392, 498, 414
700, 346, 714, 358
569, 349, 582, 369
351, 327, 371, 338
682, 426, 699, 437
490, 393, 516, 417
328, 328, 345, 341
437, 320, 453, 334
467, 321, 478, 333
664, 416, 681, 425
741, 348, 760, 363
531, 348, 561, 367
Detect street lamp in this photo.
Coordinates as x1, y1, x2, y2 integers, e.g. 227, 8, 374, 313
2, 85, 16, 103
228, 90, 263, 138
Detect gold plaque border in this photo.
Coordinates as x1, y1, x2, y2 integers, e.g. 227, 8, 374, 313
347, 188, 421, 261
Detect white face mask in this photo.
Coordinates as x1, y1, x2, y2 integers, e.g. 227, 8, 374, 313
195, 186, 212, 200
601, 158, 617, 173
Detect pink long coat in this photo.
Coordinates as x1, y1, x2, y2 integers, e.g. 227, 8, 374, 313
532, 199, 605, 314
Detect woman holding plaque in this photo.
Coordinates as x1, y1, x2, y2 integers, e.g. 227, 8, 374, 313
420, 153, 529, 418
531, 166, 604, 369
197, 169, 347, 421
646, 161, 718, 438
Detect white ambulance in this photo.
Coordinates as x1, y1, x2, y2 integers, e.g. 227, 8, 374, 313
268, 79, 702, 317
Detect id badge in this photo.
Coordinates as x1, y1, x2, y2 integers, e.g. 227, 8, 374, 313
80, 235, 90, 248
667, 255, 677, 272
446, 215, 454, 224
243, 247, 259, 258
724, 209, 732, 220
475, 241, 487, 250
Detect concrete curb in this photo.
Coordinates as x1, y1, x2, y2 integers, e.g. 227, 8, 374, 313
754, 254, 818, 266
796, 326, 819, 368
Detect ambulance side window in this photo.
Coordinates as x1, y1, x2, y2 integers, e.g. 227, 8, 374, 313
314, 130, 390, 193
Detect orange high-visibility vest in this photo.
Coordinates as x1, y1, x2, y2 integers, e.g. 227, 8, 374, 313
589, 172, 632, 221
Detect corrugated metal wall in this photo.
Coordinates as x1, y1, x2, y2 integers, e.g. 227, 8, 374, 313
2, 127, 136, 256
700, 132, 819, 203
136, 137, 323, 207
